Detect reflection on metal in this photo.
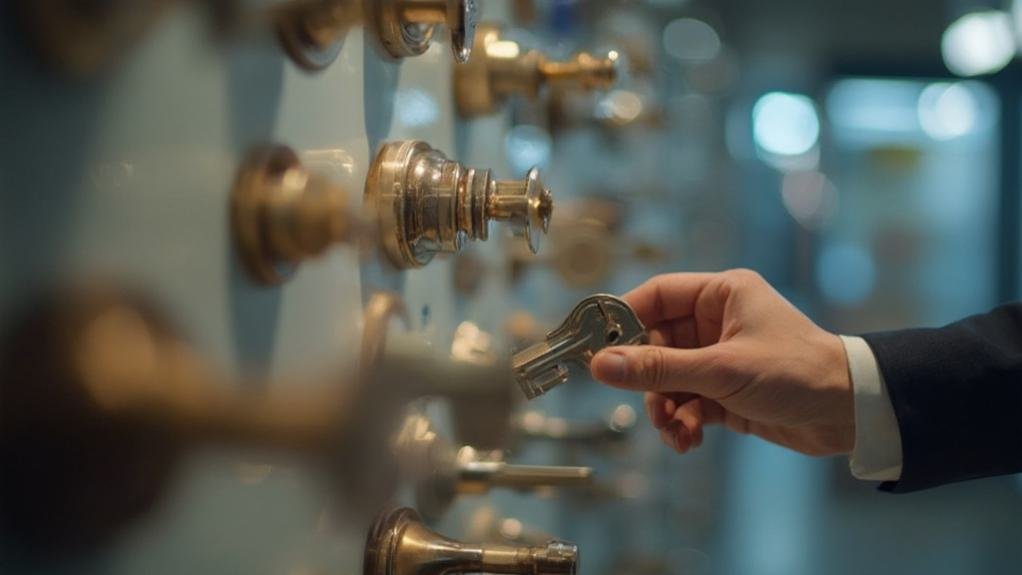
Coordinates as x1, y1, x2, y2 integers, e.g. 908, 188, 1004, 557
232, 145, 364, 285
514, 404, 637, 445
512, 295, 647, 400
18, 0, 174, 76
365, 140, 553, 269
466, 506, 553, 546
364, 507, 578, 575
394, 413, 593, 520
455, 23, 619, 117
0, 287, 352, 551
276, 0, 477, 70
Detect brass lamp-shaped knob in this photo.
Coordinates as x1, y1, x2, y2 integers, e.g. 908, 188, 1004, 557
231, 145, 365, 285
365, 140, 553, 269
276, 0, 477, 70
455, 23, 618, 117
364, 508, 579, 575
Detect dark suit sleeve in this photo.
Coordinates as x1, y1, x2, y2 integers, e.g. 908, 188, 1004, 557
860, 304, 1022, 493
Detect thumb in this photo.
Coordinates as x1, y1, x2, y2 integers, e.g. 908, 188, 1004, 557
591, 345, 729, 396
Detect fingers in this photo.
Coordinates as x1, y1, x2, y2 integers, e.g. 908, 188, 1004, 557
644, 391, 697, 429
621, 273, 724, 328
591, 344, 739, 397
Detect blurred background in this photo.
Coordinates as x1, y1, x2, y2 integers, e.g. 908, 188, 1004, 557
1, 0, 1021, 574
493, 1, 1022, 574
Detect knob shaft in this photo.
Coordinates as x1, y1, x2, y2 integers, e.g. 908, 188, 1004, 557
365, 140, 553, 269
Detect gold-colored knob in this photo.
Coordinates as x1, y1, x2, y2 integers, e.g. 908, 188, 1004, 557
455, 23, 619, 117
231, 145, 362, 285
276, 0, 477, 71
365, 140, 553, 269
364, 508, 579, 575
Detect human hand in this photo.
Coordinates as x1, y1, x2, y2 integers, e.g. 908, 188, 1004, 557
590, 270, 854, 457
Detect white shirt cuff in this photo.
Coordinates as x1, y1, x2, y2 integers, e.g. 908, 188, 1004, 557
839, 335, 903, 482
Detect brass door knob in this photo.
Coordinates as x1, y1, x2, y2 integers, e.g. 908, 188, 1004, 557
365, 140, 553, 269
276, 0, 477, 70
455, 23, 618, 117
231, 145, 364, 285
364, 508, 578, 575
394, 414, 593, 520
0, 286, 355, 551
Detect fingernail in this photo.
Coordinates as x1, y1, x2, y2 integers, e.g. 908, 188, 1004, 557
593, 351, 627, 384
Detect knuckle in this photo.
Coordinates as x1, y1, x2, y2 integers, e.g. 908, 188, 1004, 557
638, 348, 668, 390
726, 268, 763, 286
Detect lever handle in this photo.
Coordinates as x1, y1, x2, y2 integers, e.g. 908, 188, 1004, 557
364, 508, 578, 575
459, 462, 594, 490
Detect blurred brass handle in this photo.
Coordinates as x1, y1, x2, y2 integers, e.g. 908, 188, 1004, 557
455, 23, 619, 117
0, 286, 350, 551
232, 144, 365, 285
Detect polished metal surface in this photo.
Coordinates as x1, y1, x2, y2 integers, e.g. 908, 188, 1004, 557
364, 508, 578, 575
455, 23, 619, 117
365, 140, 553, 269
231, 145, 363, 285
277, 0, 477, 70
512, 295, 647, 399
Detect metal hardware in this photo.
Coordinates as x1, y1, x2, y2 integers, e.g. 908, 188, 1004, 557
514, 404, 637, 444
466, 506, 552, 546
394, 414, 592, 520
0, 287, 351, 550
18, 0, 175, 76
276, 0, 477, 70
455, 23, 619, 117
231, 145, 363, 285
365, 140, 553, 269
512, 294, 647, 399
364, 507, 578, 575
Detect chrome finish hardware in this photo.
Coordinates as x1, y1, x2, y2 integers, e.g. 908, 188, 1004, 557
232, 145, 363, 285
0, 287, 353, 550
455, 23, 619, 117
514, 404, 637, 444
512, 295, 647, 399
364, 508, 579, 575
365, 140, 553, 269
276, 0, 477, 70
395, 414, 592, 520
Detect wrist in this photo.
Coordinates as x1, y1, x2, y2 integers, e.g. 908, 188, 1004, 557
819, 331, 856, 453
